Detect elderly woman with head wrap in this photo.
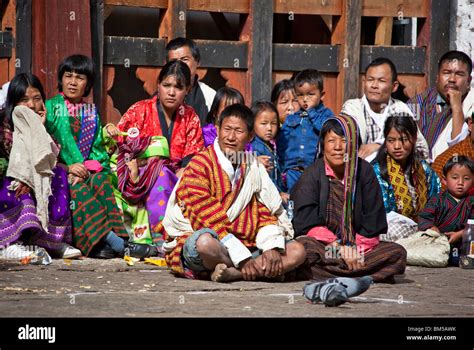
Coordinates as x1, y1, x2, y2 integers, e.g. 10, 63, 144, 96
291, 114, 407, 283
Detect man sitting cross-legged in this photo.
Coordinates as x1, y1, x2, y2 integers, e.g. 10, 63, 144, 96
163, 104, 306, 282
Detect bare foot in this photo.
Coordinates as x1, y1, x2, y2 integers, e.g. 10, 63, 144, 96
211, 263, 242, 282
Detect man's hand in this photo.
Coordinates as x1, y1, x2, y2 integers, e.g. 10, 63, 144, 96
446, 88, 463, 112
261, 249, 283, 277
339, 245, 365, 271
240, 258, 265, 281
444, 230, 463, 245
358, 143, 380, 159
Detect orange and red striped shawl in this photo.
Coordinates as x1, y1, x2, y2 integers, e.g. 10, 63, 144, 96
165, 146, 278, 276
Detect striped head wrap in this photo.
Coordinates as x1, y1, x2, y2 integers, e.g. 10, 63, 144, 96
320, 114, 360, 245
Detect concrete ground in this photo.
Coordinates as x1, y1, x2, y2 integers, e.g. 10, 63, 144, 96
0, 257, 473, 317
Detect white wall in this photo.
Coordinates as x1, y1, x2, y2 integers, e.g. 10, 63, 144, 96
452, 0, 474, 86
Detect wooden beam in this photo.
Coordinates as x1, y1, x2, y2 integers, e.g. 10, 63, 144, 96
397, 74, 427, 99
340, 0, 362, 102
0, 0, 9, 22
104, 37, 248, 68
104, 0, 168, 8
426, 0, 450, 87
15, 0, 31, 74
320, 15, 333, 33
188, 0, 249, 13
210, 12, 236, 39
248, 0, 273, 103
90, 0, 104, 113
194, 40, 248, 69
374, 16, 393, 45
0, 31, 12, 58
102, 66, 122, 124
104, 36, 167, 66
159, 0, 186, 40
274, 0, 342, 15
273, 44, 339, 72
360, 46, 426, 74
362, 0, 429, 18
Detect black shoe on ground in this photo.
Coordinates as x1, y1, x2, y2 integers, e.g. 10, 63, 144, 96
91, 243, 116, 259
124, 242, 158, 260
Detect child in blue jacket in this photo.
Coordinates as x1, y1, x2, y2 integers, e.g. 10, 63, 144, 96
277, 69, 334, 192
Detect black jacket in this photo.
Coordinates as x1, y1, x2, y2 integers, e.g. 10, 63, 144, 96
291, 157, 387, 238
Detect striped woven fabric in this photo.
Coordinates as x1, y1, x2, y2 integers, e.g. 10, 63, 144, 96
165, 146, 278, 277
294, 236, 407, 283
70, 172, 128, 256
322, 115, 359, 245
409, 87, 452, 152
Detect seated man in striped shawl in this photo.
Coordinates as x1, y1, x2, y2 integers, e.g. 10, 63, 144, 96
163, 104, 306, 282
292, 115, 407, 283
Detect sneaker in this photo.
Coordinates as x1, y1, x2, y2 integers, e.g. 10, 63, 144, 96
56, 243, 82, 259
0, 243, 35, 260
303, 280, 349, 307
329, 276, 373, 297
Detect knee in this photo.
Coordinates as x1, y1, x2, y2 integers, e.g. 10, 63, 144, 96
287, 241, 307, 267
396, 243, 407, 263
195, 233, 220, 256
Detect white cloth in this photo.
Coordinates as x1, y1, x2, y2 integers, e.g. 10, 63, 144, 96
342, 96, 430, 160
198, 81, 216, 112
430, 89, 473, 161
163, 139, 293, 267
0, 81, 10, 110
431, 121, 469, 161
6, 106, 57, 231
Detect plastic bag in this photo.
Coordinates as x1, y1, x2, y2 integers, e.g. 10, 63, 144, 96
397, 229, 450, 267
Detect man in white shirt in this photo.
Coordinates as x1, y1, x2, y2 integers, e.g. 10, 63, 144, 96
341, 57, 429, 162
166, 37, 216, 126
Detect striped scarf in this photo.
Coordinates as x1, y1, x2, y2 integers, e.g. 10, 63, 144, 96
117, 136, 166, 203
387, 156, 428, 220
414, 87, 451, 151
62, 94, 97, 160
322, 115, 359, 245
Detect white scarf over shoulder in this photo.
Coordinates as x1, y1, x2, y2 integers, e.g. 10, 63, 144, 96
6, 105, 58, 231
